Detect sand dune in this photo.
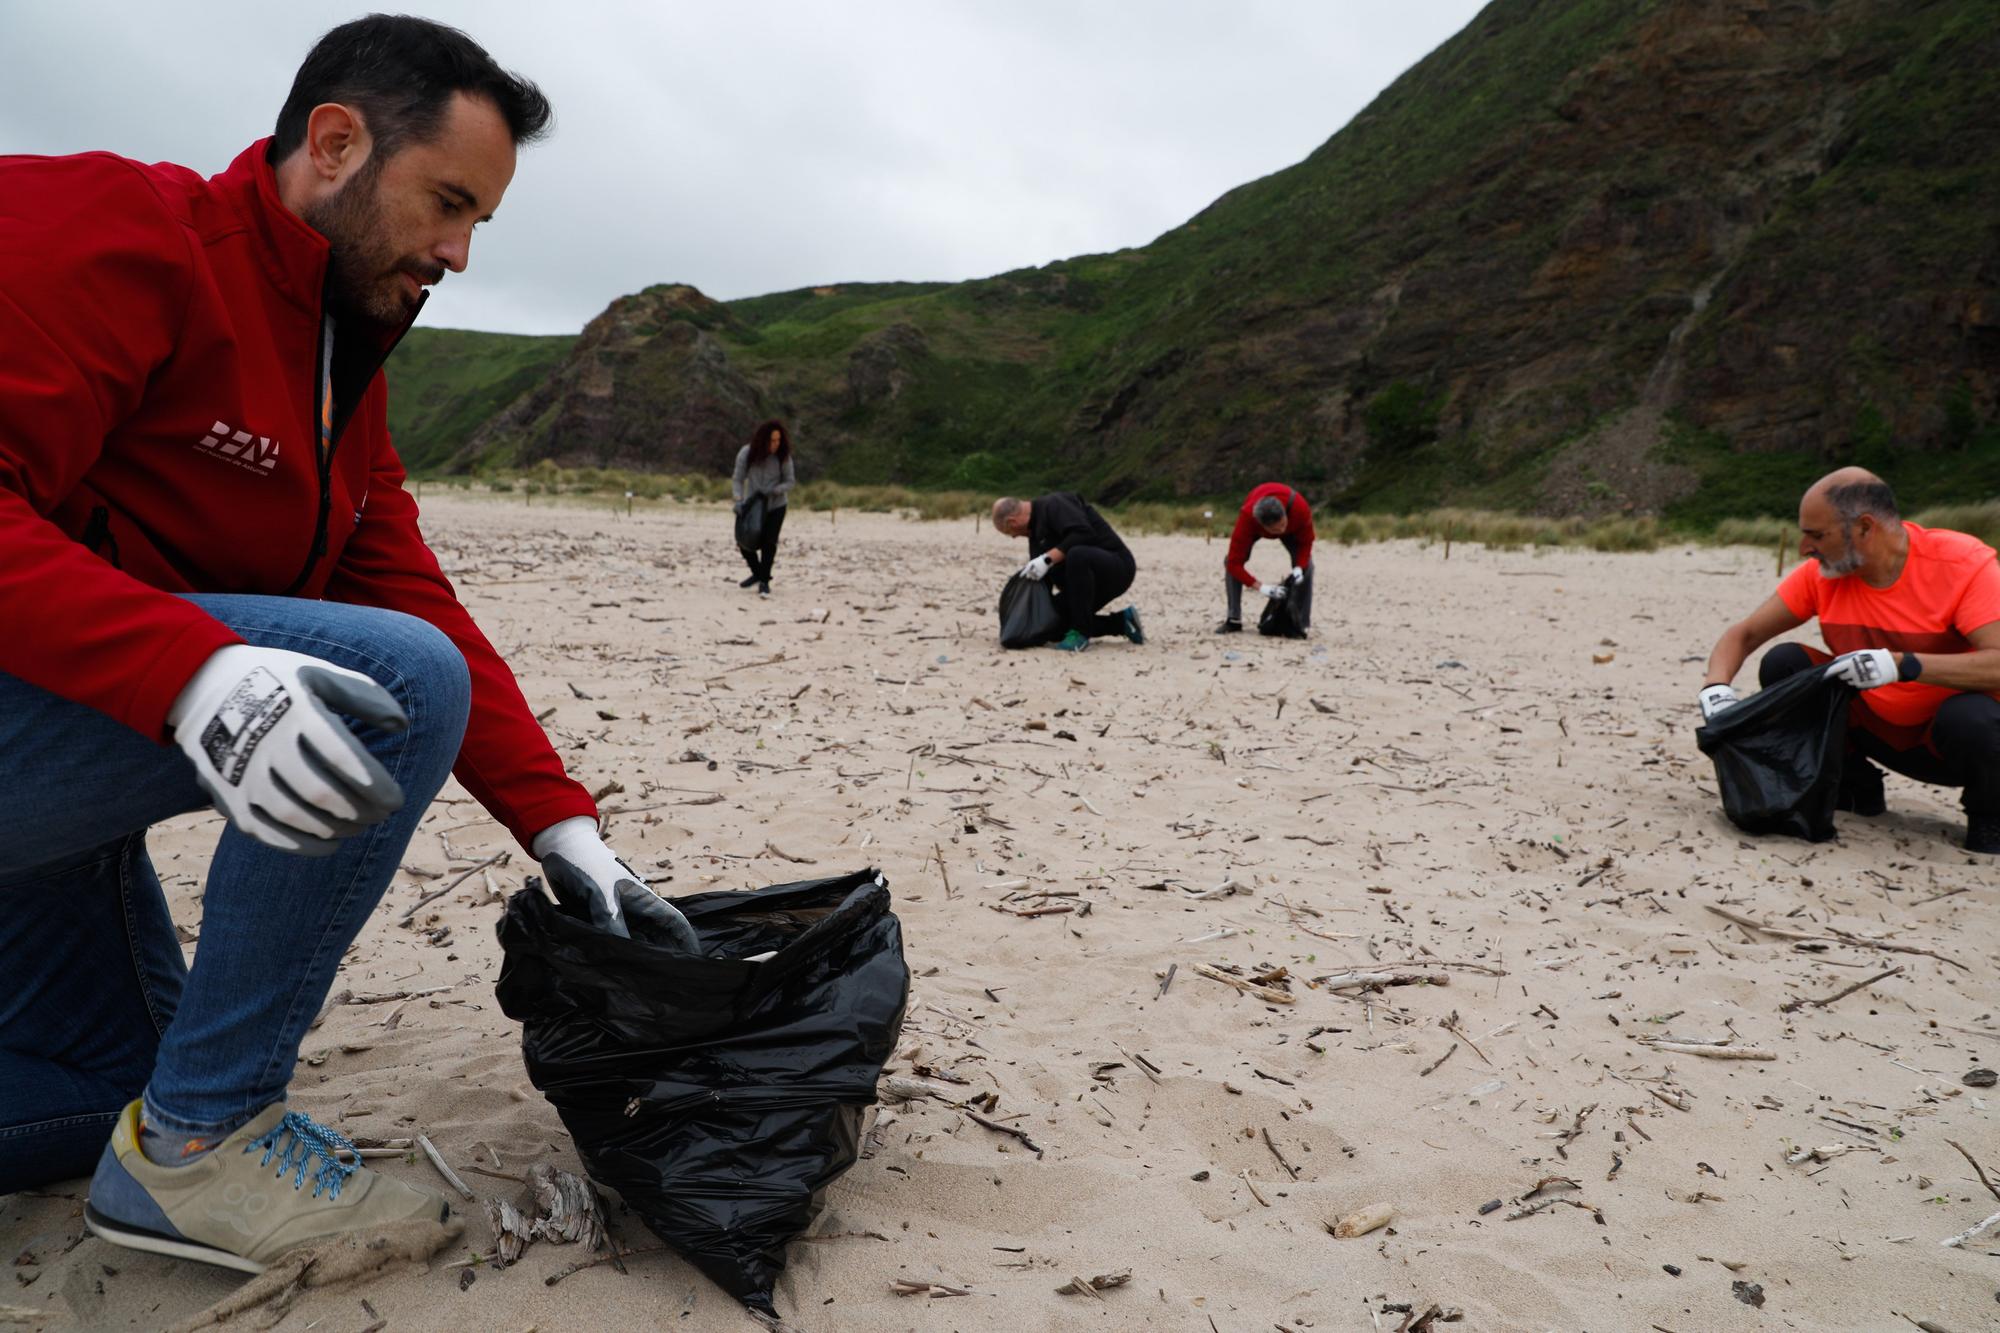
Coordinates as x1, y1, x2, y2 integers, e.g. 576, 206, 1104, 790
6, 492, 1995, 1332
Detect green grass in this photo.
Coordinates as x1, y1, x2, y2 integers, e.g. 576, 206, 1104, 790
385, 328, 575, 471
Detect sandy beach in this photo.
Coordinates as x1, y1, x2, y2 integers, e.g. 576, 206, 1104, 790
6, 491, 1996, 1333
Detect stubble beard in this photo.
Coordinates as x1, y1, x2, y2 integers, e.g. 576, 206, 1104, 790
303, 160, 419, 327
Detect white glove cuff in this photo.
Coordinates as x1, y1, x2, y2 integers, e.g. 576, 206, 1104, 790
532, 815, 600, 862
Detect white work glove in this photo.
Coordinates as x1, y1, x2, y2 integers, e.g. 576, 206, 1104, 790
533, 816, 699, 950
1285, 566, 1305, 586
1260, 583, 1288, 601
167, 644, 407, 855
1019, 554, 1054, 582
1824, 649, 1900, 690
1697, 683, 1739, 722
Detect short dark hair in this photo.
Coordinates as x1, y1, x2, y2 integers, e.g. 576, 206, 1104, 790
271, 14, 553, 162
1827, 478, 1900, 525
748, 419, 792, 464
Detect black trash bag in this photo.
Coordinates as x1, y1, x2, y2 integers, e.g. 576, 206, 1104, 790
494, 868, 910, 1315
1695, 667, 1855, 841
734, 492, 767, 555
997, 572, 1063, 648
1258, 592, 1307, 638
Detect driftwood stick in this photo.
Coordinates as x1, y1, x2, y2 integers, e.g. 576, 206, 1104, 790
1318, 970, 1449, 991
965, 1110, 1045, 1158
1780, 966, 1904, 1013
764, 840, 817, 865
400, 851, 509, 924
1639, 1040, 1775, 1061
1418, 1043, 1458, 1078
1261, 1127, 1301, 1181
348, 984, 454, 1005
1702, 904, 1823, 941
543, 1243, 670, 1286
1945, 1139, 2000, 1205
1192, 962, 1295, 1004
1371, 958, 1508, 976
1055, 1270, 1131, 1296
1940, 1206, 2000, 1249
417, 1134, 475, 1200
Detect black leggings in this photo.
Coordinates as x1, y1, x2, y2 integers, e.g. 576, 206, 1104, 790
741, 503, 787, 580
1050, 546, 1135, 637
1761, 643, 2000, 817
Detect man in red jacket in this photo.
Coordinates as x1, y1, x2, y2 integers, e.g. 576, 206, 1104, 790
0, 16, 690, 1271
1219, 483, 1315, 633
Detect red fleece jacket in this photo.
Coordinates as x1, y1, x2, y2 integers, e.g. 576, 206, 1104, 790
1224, 483, 1315, 588
0, 141, 594, 848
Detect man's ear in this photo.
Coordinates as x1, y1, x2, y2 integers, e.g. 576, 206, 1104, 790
302, 102, 371, 184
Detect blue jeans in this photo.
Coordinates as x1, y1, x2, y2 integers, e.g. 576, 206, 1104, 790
0, 595, 470, 1191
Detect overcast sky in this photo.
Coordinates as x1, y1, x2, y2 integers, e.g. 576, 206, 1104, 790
4, 2, 1487, 335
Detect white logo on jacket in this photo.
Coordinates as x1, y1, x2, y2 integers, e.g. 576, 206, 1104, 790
196, 420, 281, 473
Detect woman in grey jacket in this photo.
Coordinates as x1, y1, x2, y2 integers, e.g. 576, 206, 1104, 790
732, 419, 796, 595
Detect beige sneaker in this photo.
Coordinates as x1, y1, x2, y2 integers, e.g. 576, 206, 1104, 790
84, 1100, 452, 1274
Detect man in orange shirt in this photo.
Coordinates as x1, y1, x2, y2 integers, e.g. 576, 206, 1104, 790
1700, 468, 2000, 853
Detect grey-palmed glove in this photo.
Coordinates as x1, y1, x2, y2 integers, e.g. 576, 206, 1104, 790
1286, 566, 1305, 586
1260, 583, 1288, 601
533, 816, 700, 950
1019, 554, 1054, 582
167, 644, 407, 855
1697, 683, 1739, 722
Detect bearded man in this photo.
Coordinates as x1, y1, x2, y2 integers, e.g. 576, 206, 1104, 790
0, 14, 687, 1269
1700, 468, 2000, 854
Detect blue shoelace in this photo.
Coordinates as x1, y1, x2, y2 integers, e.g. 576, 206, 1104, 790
244, 1111, 359, 1200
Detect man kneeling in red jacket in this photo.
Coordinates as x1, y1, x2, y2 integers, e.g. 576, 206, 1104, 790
0, 15, 688, 1273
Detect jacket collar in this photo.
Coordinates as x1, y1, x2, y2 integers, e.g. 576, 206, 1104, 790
208, 139, 420, 351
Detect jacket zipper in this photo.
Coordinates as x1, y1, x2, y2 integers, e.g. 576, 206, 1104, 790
280, 296, 423, 596
82, 505, 122, 568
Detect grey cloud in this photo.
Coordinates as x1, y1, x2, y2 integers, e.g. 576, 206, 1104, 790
4, 0, 1485, 333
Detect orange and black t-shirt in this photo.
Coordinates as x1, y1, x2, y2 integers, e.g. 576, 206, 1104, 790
1777, 522, 2000, 728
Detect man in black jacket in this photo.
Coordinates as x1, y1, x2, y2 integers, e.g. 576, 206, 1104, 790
992, 494, 1144, 652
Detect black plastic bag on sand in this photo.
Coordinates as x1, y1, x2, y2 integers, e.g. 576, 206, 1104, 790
1695, 667, 1855, 841
735, 492, 767, 554
494, 869, 910, 1315
997, 572, 1063, 648
1258, 593, 1306, 638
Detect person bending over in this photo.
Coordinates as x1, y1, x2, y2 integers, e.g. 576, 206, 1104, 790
1700, 468, 2000, 853
991, 494, 1144, 653
1219, 483, 1315, 633
731, 418, 795, 596
0, 15, 691, 1271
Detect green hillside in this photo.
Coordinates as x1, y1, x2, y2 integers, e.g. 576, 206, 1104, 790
387, 0, 2000, 520
385, 328, 574, 471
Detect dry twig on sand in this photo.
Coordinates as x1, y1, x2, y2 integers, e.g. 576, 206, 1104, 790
965, 1109, 1045, 1158
1779, 966, 1904, 1014
1192, 963, 1294, 1004
417, 1134, 475, 1200
1637, 1039, 1775, 1061
1055, 1271, 1131, 1297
